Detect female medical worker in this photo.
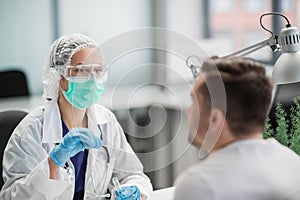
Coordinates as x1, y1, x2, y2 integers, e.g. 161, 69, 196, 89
0, 34, 153, 200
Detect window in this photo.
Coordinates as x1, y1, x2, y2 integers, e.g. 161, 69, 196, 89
282, 0, 294, 13
207, 0, 299, 63
210, 0, 235, 13
243, 0, 266, 12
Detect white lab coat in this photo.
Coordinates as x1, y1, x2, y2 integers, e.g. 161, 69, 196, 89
1, 101, 153, 199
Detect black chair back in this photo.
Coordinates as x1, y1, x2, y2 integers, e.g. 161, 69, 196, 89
0, 110, 27, 189
0, 70, 29, 98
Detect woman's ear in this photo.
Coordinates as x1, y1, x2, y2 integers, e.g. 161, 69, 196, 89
60, 76, 68, 91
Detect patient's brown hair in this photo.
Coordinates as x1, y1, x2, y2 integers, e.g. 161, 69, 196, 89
197, 57, 273, 136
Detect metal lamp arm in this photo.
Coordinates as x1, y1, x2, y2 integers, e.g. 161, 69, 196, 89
222, 35, 280, 58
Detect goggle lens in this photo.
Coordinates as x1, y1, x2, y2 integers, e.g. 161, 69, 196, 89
59, 64, 109, 82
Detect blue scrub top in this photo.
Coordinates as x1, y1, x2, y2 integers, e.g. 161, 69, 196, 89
62, 120, 88, 199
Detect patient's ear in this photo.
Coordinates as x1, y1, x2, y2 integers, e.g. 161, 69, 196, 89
210, 109, 225, 131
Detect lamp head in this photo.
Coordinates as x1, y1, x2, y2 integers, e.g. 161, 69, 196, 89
272, 26, 300, 84
279, 26, 300, 53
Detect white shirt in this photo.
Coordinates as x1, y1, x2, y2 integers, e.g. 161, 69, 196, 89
174, 138, 300, 200
1, 101, 153, 199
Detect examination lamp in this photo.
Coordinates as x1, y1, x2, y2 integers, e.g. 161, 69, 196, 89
186, 12, 300, 85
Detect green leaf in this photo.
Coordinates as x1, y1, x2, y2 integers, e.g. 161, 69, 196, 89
289, 97, 300, 155
275, 102, 289, 146
263, 118, 273, 139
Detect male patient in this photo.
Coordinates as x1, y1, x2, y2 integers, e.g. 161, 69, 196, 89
174, 57, 300, 200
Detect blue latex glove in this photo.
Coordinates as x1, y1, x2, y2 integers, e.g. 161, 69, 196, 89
49, 127, 102, 167
115, 185, 141, 200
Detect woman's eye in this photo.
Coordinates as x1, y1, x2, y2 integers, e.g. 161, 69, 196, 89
95, 68, 103, 73
80, 68, 89, 73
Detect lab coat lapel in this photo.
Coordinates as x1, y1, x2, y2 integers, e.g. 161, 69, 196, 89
42, 101, 63, 143
87, 105, 109, 139
85, 105, 112, 196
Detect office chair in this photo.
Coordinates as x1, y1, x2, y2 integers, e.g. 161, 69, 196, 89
0, 110, 27, 189
0, 70, 29, 98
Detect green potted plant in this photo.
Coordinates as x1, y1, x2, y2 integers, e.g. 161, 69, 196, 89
264, 97, 300, 155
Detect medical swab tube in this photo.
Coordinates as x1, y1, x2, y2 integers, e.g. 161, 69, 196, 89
112, 177, 122, 193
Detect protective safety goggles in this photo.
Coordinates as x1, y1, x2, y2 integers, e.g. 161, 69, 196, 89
58, 64, 109, 83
